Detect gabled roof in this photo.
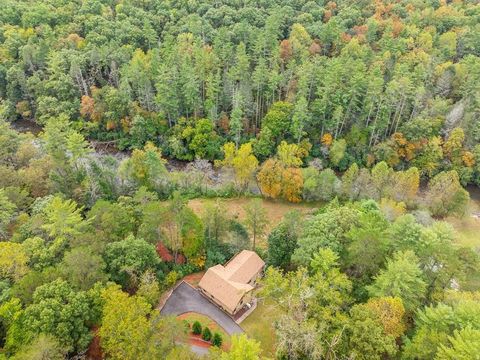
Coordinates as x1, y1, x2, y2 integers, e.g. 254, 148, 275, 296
198, 250, 265, 313
223, 250, 266, 283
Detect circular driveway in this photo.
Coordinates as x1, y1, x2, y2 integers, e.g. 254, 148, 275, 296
160, 282, 244, 335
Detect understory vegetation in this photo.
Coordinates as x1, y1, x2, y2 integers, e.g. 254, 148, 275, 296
1, 0, 480, 359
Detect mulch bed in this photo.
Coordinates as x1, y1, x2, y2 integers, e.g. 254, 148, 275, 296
183, 271, 205, 287
188, 334, 212, 348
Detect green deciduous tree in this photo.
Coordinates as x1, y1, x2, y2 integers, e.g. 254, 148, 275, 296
244, 199, 268, 250
12, 334, 66, 360
425, 170, 469, 217
0, 189, 16, 239
329, 139, 347, 167
87, 200, 137, 244
367, 251, 427, 312
436, 327, 480, 360
59, 247, 107, 291
220, 334, 262, 360
104, 235, 159, 289
41, 196, 85, 239
345, 205, 390, 283
347, 303, 398, 360
277, 141, 304, 167
255, 102, 294, 159
302, 168, 340, 202
403, 291, 480, 360
292, 203, 359, 266
136, 270, 161, 308
118, 142, 169, 194
261, 249, 352, 360
267, 211, 301, 269
17, 279, 99, 353
100, 291, 147, 358
159, 193, 204, 260
183, 118, 221, 160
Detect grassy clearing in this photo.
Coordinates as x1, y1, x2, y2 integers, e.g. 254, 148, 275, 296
188, 197, 321, 247
445, 194, 480, 290
177, 312, 231, 349
242, 297, 281, 358
446, 194, 480, 249
448, 215, 480, 249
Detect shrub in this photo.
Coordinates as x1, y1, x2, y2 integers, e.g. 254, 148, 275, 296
212, 332, 223, 347
164, 271, 179, 288
202, 326, 212, 341
192, 321, 202, 335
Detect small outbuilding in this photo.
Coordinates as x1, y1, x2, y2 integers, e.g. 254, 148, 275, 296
198, 250, 265, 315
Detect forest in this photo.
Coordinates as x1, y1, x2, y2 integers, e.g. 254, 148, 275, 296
0, 0, 480, 359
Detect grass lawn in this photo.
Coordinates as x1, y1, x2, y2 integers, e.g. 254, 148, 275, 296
242, 298, 281, 358
177, 312, 231, 350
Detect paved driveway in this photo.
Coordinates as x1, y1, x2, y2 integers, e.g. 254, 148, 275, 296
161, 282, 244, 335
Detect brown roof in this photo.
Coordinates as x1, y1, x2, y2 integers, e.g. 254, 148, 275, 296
223, 250, 266, 283
198, 250, 265, 313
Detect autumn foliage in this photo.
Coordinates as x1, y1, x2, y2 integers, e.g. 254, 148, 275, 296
365, 297, 406, 339
257, 159, 303, 202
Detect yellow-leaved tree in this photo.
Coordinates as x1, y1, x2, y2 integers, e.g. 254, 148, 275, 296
100, 286, 186, 360
256, 158, 283, 199
0, 242, 29, 281
216, 142, 259, 190
365, 296, 406, 339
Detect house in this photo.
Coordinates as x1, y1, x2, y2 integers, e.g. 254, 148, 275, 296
198, 250, 265, 315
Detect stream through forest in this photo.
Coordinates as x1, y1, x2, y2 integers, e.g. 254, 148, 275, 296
9, 119, 480, 209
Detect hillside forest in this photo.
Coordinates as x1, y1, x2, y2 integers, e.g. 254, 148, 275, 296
1, 0, 480, 359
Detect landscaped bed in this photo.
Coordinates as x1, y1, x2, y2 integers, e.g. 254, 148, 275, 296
177, 312, 232, 350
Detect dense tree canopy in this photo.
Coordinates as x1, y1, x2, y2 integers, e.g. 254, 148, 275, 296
0, 0, 479, 359
0, 0, 478, 184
